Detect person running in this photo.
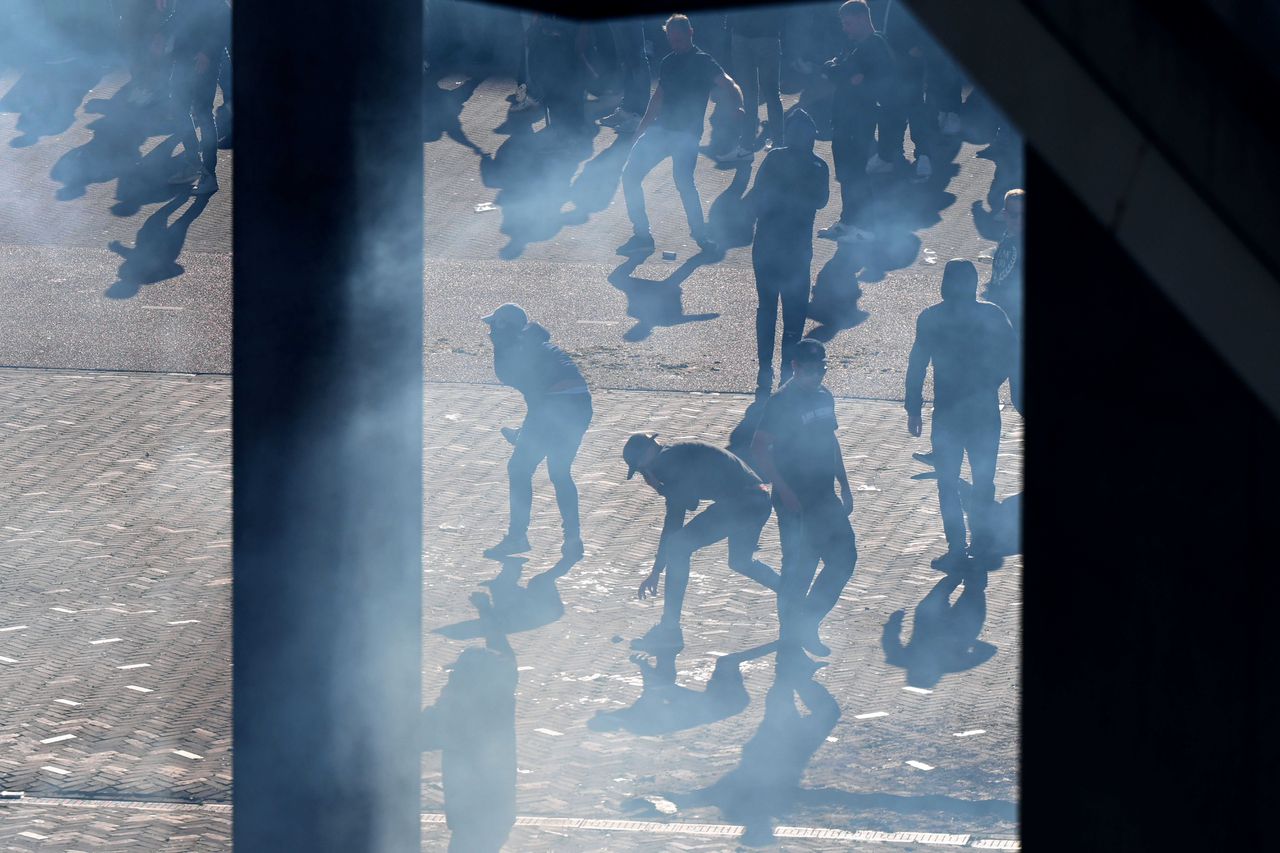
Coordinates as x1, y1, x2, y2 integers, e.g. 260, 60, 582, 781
817, 0, 897, 243
748, 109, 829, 395
624, 433, 781, 652
617, 14, 748, 257
751, 339, 857, 659
905, 259, 1016, 569
483, 304, 591, 562
162, 0, 230, 196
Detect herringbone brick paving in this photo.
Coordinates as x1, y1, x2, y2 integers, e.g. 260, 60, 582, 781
2, 373, 1019, 848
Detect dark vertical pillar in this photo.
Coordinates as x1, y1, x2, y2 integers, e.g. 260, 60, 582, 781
232, 2, 423, 851
1023, 152, 1278, 848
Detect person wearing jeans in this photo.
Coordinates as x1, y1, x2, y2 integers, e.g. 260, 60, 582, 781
598, 18, 652, 132
729, 8, 784, 150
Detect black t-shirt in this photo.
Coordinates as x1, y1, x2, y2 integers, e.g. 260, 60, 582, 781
829, 33, 897, 132
758, 383, 841, 503
904, 299, 1016, 415
752, 146, 831, 251
648, 442, 764, 511
658, 48, 725, 137
492, 322, 588, 405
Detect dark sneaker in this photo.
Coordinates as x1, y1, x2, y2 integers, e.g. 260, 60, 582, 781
630, 623, 684, 653
483, 532, 530, 559
617, 232, 655, 256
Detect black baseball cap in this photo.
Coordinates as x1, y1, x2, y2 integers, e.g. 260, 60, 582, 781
622, 432, 660, 479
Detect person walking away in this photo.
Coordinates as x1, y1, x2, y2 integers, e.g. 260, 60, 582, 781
751, 339, 858, 661
482, 304, 591, 562
747, 109, 829, 395
624, 433, 781, 652
617, 14, 748, 257
905, 259, 1016, 569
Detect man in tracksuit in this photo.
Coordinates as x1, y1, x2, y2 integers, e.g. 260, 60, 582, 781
905, 259, 1016, 569
483, 303, 591, 562
751, 339, 857, 660
748, 109, 830, 395
623, 433, 781, 652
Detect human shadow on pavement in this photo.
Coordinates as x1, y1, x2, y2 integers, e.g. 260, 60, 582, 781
49, 89, 172, 202
421, 589, 517, 853
882, 567, 997, 690
607, 253, 721, 342
805, 243, 869, 343
588, 641, 776, 737
479, 121, 597, 259
559, 133, 632, 226
433, 554, 579, 640
424, 69, 487, 157
653, 662, 841, 846
705, 161, 755, 250
105, 194, 210, 298
0, 57, 103, 148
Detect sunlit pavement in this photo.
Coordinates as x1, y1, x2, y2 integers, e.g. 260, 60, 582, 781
1, 60, 1022, 850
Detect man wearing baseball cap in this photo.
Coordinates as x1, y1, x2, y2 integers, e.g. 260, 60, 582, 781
905, 259, 1016, 569
751, 338, 858, 660
482, 303, 592, 562
622, 432, 780, 652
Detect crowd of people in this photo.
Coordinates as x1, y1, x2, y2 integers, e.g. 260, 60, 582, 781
443, 2, 1024, 670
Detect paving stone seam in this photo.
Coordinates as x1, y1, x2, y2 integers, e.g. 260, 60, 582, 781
9, 798, 1019, 848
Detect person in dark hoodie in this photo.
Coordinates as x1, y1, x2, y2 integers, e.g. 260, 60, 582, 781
483, 303, 591, 562
622, 432, 781, 653
747, 108, 830, 395
162, 0, 230, 195
905, 259, 1016, 569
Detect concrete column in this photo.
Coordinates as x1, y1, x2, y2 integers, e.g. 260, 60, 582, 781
232, 2, 424, 850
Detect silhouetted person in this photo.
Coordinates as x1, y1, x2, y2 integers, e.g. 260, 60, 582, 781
421, 592, 516, 853
598, 18, 653, 133
747, 109, 830, 395
162, 0, 229, 195
905, 259, 1016, 569
983, 188, 1024, 336
617, 14, 747, 257
882, 570, 995, 689
818, 0, 897, 244
624, 433, 780, 652
751, 339, 857, 660
483, 303, 591, 562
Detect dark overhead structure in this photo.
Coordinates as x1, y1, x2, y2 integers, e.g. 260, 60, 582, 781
232, 1, 1277, 849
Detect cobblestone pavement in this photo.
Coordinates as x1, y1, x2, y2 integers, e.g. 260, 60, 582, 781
2, 372, 1020, 849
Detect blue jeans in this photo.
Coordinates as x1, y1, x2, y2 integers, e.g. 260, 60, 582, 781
621, 126, 705, 238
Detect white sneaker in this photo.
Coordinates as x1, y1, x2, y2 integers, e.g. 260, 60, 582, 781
914, 154, 933, 181
940, 111, 962, 135
836, 225, 876, 243
817, 221, 849, 240
865, 153, 895, 175
510, 84, 542, 113
712, 144, 753, 164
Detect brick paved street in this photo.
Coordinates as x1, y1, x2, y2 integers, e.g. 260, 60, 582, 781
1, 375, 1020, 849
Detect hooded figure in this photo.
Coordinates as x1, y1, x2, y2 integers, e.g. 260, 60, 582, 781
483, 303, 592, 562
905, 260, 1016, 567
